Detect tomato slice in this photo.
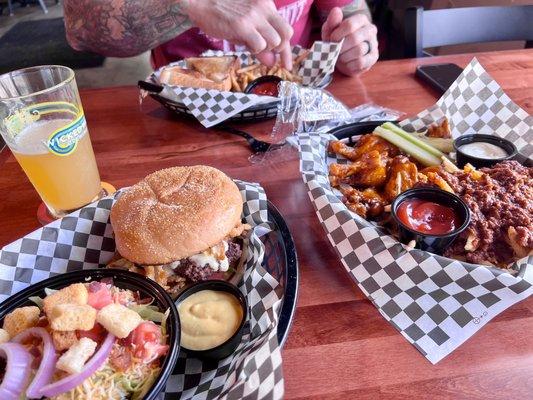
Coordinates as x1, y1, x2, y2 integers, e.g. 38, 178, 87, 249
87, 282, 113, 310
128, 321, 169, 363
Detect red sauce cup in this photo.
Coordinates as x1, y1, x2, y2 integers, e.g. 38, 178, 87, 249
391, 188, 471, 255
244, 75, 282, 97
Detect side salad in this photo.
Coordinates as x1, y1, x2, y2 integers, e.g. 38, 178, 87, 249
0, 280, 169, 400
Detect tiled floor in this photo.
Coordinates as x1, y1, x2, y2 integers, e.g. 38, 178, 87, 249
0, 0, 152, 88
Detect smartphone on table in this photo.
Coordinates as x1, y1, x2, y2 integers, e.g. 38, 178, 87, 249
415, 63, 463, 94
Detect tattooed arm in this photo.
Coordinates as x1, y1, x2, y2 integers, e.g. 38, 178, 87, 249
63, 0, 192, 57
64, 0, 293, 63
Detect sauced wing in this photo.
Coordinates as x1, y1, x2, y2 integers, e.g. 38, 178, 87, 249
383, 156, 419, 201
339, 185, 386, 218
328, 134, 399, 162
329, 150, 388, 188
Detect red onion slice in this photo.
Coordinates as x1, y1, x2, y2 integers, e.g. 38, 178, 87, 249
39, 332, 116, 398
12, 327, 57, 399
0, 342, 32, 400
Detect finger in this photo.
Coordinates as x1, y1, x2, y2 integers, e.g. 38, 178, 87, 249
343, 49, 378, 74
256, 50, 277, 67
321, 7, 343, 41
257, 23, 282, 50
338, 38, 374, 64
278, 43, 293, 71
268, 14, 294, 43
330, 14, 370, 43
242, 27, 268, 54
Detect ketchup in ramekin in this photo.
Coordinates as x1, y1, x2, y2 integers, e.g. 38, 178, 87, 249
391, 188, 471, 254
396, 199, 461, 235
250, 81, 279, 96
244, 75, 282, 97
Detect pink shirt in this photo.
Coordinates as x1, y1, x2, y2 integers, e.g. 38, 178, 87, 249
152, 0, 352, 69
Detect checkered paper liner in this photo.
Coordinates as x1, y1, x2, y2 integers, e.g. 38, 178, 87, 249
0, 181, 285, 399
294, 58, 533, 364
400, 58, 533, 158
147, 41, 342, 128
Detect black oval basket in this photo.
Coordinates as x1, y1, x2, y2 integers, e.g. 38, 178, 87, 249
151, 93, 279, 123
263, 201, 298, 345
148, 75, 332, 123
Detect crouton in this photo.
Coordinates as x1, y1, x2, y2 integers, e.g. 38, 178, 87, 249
52, 330, 78, 351
2, 306, 40, 337
50, 304, 96, 332
56, 337, 97, 374
96, 303, 141, 338
43, 283, 88, 317
0, 328, 10, 344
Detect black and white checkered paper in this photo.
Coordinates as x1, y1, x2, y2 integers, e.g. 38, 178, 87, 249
295, 58, 532, 364
400, 58, 533, 156
0, 181, 285, 399
147, 41, 342, 128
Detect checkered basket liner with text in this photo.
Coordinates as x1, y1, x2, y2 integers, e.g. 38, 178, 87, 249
0, 181, 284, 399
295, 58, 533, 364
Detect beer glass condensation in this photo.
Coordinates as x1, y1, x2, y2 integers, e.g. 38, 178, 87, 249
0, 66, 103, 218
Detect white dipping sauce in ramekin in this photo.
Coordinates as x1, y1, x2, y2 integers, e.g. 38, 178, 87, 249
458, 142, 508, 159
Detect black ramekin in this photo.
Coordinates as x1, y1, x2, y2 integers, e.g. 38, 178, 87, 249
391, 188, 471, 254
0, 269, 180, 400
453, 134, 517, 168
176, 280, 247, 361
244, 75, 282, 96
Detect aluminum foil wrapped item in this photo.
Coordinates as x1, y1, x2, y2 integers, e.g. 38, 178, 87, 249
252, 82, 403, 166
272, 82, 402, 140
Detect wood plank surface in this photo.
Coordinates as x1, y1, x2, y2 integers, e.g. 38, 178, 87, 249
1, 49, 532, 399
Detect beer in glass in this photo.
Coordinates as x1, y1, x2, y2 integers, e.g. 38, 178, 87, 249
0, 66, 103, 217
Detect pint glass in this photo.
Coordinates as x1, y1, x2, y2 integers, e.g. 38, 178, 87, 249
0, 66, 103, 218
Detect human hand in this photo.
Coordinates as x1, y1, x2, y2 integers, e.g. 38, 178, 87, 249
183, 0, 294, 69
321, 7, 378, 76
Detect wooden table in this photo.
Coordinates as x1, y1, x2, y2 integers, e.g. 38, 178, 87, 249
1, 49, 532, 399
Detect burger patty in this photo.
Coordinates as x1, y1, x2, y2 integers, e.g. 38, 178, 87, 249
178, 241, 243, 283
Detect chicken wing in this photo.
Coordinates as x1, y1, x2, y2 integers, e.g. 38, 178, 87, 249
427, 118, 452, 138
383, 156, 419, 201
339, 185, 386, 218
329, 150, 388, 188
328, 134, 399, 161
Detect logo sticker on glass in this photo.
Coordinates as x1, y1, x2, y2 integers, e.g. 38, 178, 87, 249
47, 114, 87, 156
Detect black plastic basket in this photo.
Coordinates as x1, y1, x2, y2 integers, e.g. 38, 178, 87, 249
263, 201, 298, 345
149, 75, 332, 123
151, 93, 279, 123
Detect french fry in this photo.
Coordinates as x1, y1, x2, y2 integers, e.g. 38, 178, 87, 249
267, 65, 278, 75
241, 75, 249, 90
294, 50, 310, 65
464, 232, 478, 251
230, 71, 241, 92
442, 156, 459, 173
507, 227, 533, 258
237, 64, 260, 74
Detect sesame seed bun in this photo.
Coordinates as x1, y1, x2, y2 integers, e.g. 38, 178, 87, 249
110, 166, 243, 265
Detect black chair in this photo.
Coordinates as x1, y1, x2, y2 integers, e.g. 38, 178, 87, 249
404, 5, 533, 58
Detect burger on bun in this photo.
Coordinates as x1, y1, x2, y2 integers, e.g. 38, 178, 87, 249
107, 165, 249, 296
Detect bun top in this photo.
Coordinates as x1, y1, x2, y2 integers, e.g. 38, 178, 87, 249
110, 166, 243, 265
